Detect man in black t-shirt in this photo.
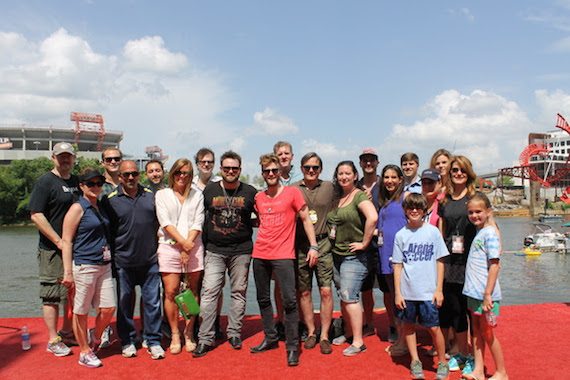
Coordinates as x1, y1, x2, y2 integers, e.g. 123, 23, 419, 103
193, 151, 257, 357
28, 142, 80, 356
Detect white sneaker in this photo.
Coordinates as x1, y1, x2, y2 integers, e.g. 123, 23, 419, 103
78, 350, 102, 368
122, 344, 137, 358
99, 326, 113, 349
46, 337, 72, 357
147, 345, 165, 359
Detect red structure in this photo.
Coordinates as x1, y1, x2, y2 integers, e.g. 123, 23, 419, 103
145, 145, 169, 161
71, 112, 106, 151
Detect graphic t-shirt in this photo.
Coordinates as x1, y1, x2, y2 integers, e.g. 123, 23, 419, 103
203, 182, 257, 255
392, 223, 449, 301
253, 186, 306, 260
27, 172, 80, 250
463, 226, 502, 301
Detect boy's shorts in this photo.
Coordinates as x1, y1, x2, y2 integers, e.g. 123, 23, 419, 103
396, 300, 440, 327
467, 296, 500, 316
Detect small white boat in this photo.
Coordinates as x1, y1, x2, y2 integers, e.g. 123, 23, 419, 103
523, 223, 568, 253
538, 213, 564, 223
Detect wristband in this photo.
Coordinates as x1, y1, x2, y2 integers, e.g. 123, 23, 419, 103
309, 246, 319, 252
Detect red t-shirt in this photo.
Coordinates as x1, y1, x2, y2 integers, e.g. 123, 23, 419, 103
253, 186, 306, 260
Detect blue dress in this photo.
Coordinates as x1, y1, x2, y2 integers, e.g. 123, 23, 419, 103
377, 195, 407, 274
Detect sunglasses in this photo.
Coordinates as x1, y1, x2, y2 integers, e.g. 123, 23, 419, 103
173, 170, 191, 177
103, 156, 122, 163
84, 181, 104, 188
121, 171, 140, 178
302, 165, 320, 171
451, 167, 466, 174
262, 168, 280, 175
198, 160, 214, 165
222, 166, 240, 172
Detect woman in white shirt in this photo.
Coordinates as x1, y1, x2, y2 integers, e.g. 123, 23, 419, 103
155, 158, 204, 354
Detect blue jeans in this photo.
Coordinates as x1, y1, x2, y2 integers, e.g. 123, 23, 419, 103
333, 251, 368, 303
198, 251, 251, 346
253, 258, 299, 351
116, 263, 162, 347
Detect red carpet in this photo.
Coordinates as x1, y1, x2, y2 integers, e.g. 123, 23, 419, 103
0, 303, 567, 379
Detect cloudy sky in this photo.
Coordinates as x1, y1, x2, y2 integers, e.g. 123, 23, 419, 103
2, 1, 570, 178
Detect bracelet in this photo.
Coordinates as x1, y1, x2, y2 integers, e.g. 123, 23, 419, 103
309, 246, 319, 252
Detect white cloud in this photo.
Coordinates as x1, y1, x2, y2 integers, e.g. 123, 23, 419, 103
545, 36, 570, 52
0, 28, 238, 163
380, 89, 532, 172
535, 89, 570, 127
247, 107, 299, 136
123, 36, 188, 73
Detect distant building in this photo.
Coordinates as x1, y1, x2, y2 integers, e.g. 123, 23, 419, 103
528, 130, 570, 189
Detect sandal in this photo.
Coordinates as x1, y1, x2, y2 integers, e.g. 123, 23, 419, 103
170, 333, 182, 355
184, 325, 196, 352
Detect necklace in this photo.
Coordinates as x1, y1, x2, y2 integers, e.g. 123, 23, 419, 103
221, 182, 236, 209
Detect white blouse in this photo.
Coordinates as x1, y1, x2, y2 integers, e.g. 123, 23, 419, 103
155, 188, 204, 255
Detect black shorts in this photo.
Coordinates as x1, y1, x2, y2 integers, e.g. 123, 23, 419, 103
438, 282, 469, 332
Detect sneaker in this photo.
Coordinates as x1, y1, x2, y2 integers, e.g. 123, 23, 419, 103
447, 353, 467, 371
46, 336, 72, 357
410, 359, 425, 379
122, 344, 137, 358
435, 361, 450, 380
362, 324, 376, 337
147, 345, 165, 360
58, 330, 78, 346
461, 355, 475, 375
99, 326, 112, 349
78, 350, 102, 368
387, 326, 398, 343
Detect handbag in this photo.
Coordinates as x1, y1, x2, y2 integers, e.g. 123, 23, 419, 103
174, 272, 200, 320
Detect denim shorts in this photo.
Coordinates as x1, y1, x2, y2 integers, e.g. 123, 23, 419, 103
333, 251, 368, 303
396, 300, 440, 327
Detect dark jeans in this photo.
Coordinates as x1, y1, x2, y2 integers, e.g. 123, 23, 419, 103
116, 263, 162, 346
253, 258, 299, 351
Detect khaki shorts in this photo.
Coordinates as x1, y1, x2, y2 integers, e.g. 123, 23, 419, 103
297, 238, 333, 292
73, 263, 116, 315
37, 248, 68, 304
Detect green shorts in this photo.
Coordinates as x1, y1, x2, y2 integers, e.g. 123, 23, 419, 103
467, 296, 500, 316
296, 237, 333, 292
37, 248, 68, 304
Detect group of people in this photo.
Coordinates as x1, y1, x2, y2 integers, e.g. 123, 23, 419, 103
27, 141, 507, 379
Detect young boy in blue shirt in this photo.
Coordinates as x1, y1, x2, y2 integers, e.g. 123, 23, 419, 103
393, 193, 450, 379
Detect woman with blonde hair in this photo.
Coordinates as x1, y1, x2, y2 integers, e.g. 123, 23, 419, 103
155, 159, 204, 354
429, 149, 452, 194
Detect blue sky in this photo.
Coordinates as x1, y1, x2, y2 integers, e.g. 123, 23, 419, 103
2, 1, 570, 179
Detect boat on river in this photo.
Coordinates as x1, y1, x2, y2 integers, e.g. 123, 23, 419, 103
523, 223, 569, 253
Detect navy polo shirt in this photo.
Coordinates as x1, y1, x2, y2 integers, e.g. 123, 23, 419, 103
102, 184, 158, 268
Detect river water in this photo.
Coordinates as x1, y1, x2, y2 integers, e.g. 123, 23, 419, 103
0, 217, 568, 319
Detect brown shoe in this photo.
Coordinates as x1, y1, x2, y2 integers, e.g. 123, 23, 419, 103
304, 335, 317, 349
319, 339, 332, 354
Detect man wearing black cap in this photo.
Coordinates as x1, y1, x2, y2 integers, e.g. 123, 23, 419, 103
28, 142, 81, 356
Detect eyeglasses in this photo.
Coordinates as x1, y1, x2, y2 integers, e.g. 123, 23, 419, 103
262, 168, 280, 175
173, 170, 191, 177
103, 156, 122, 163
121, 171, 140, 178
198, 160, 214, 165
84, 181, 104, 188
302, 165, 321, 172
451, 167, 466, 174
222, 166, 240, 172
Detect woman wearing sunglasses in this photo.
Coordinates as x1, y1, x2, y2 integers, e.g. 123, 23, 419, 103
155, 158, 204, 354
437, 155, 479, 373
61, 168, 116, 368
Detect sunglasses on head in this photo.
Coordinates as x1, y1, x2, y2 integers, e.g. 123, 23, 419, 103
173, 170, 191, 177
83, 181, 104, 188
302, 165, 320, 171
222, 166, 240, 172
451, 167, 466, 174
262, 168, 280, 175
121, 171, 140, 178
103, 156, 122, 163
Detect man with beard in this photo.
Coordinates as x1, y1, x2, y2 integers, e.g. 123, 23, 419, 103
193, 151, 257, 357
28, 142, 80, 356
250, 153, 318, 366
145, 160, 165, 192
